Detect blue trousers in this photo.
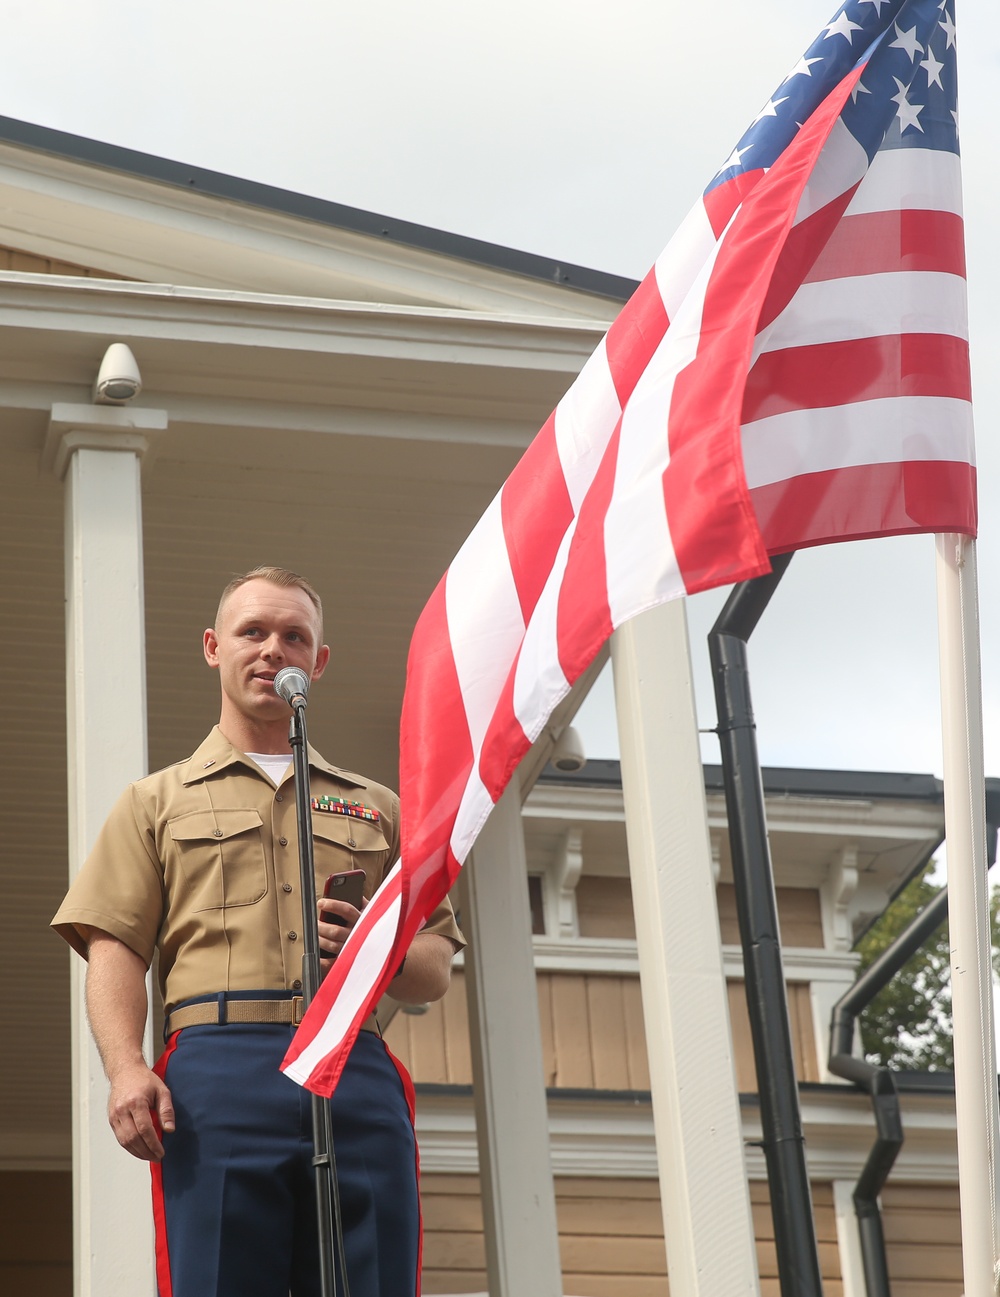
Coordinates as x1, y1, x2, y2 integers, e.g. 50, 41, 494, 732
152, 1006, 419, 1297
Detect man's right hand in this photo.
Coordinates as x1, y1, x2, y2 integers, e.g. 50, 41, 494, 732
84, 930, 176, 1162
107, 1062, 176, 1161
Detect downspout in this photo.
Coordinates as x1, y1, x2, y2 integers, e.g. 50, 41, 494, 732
708, 552, 825, 1297
828, 879, 947, 1297
829, 805, 998, 1297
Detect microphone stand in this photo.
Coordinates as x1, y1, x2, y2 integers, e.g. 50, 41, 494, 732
288, 699, 348, 1297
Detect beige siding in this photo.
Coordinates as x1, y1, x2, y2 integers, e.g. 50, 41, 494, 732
577, 876, 640, 939
882, 1183, 963, 1295
718, 884, 825, 947
576, 877, 825, 948
0, 242, 130, 278
385, 970, 818, 1094
420, 1173, 842, 1296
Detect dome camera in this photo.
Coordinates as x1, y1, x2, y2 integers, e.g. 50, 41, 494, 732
551, 726, 586, 774
94, 343, 142, 405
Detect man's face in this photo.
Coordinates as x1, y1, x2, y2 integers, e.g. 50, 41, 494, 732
203, 579, 330, 728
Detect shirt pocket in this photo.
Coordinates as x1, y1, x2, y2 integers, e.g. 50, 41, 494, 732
312, 815, 390, 894
167, 808, 267, 911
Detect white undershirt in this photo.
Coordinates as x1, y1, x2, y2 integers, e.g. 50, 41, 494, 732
247, 752, 293, 786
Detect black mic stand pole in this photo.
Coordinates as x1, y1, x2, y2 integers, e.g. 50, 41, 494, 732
288, 700, 348, 1297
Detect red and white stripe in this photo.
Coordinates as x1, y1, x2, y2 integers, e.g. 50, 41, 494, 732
283, 58, 974, 1096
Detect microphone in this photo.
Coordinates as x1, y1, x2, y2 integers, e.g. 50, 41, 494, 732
273, 666, 310, 709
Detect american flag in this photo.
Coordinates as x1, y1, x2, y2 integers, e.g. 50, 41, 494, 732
283, 0, 974, 1095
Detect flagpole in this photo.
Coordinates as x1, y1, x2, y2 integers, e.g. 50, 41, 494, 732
934, 534, 1000, 1297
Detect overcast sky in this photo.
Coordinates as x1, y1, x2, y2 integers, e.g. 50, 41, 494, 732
4, 0, 1000, 779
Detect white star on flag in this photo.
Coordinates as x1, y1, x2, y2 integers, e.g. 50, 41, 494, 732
782, 55, 823, 82
891, 22, 924, 59
920, 46, 945, 88
859, 0, 891, 10
850, 77, 873, 103
891, 76, 925, 132
715, 143, 752, 176
751, 96, 789, 126
939, 11, 957, 47
824, 12, 862, 42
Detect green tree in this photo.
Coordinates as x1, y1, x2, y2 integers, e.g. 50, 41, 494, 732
856, 866, 953, 1070
856, 869, 1000, 1071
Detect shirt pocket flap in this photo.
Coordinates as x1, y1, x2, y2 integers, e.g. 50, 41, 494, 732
168, 809, 264, 842
311, 816, 389, 853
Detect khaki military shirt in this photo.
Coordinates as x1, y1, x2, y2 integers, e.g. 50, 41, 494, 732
52, 727, 463, 1014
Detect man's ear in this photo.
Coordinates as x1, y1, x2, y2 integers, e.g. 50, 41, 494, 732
312, 644, 331, 682
203, 628, 220, 669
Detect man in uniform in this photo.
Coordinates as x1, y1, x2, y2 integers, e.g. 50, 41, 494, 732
52, 565, 464, 1297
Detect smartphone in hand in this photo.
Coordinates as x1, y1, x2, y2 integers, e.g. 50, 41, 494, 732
322, 869, 366, 926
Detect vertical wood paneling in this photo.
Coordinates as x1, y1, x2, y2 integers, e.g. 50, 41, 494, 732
586, 977, 630, 1091
393, 970, 818, 1095
549, 975, 595, 1088
440, 968, 473, 1084
621, 976, 650, 1090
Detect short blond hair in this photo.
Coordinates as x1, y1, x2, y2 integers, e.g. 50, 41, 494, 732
216, 566, 323, 637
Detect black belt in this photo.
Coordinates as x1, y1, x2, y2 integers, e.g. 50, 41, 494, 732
164, 995, 380, 1037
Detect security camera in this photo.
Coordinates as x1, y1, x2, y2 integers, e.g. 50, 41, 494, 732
94, 343, 142, 404
551, 726, 586, 773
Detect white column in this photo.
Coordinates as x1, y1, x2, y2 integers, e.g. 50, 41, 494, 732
462, 774, 563, 1297
935, 534, 1000, 1296
49, 405, 165, 1297
832, 1180, 866, 1297
611, 599, 760, 1295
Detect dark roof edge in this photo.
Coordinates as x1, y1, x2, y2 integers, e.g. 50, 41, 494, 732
541, 757, 1000, 810
0, 115, 639, 304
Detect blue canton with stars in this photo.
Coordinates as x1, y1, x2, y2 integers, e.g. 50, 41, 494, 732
708, 0, 959, 194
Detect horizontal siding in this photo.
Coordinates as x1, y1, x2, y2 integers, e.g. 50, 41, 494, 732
420, 1174, 842, 1295
385, 970, 819, 1093
881, 1183, 963, 1295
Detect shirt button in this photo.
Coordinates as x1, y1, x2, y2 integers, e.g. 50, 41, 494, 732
275, 794, 284, 802
279, 836, 288, 847
213, 829, 224, 838
287, 931, 298, 941
348, 838, 357, 848
292, 979, 302, 990
282, 883, 293, 893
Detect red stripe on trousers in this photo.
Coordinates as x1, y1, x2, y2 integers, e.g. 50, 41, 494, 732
742, 333, 972, 423
150, 1032, 181, 1297
753, 460, 978, 554
383, 1043, 422, 1297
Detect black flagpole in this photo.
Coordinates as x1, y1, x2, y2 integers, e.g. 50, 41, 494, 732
287, 693, 349, 1297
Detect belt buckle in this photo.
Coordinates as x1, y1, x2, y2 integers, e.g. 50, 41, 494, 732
292, 996, 305, 1025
